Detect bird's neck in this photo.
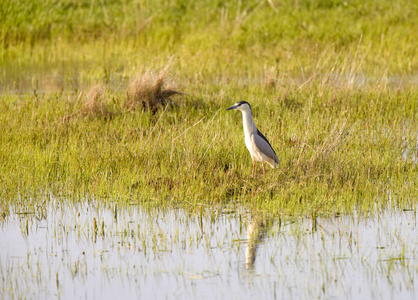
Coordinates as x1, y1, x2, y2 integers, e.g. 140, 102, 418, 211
241, 110, 256, 137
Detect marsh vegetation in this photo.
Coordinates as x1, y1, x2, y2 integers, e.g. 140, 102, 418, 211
0, 0, 417, 298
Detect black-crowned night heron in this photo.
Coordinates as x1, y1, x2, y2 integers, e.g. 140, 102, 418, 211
226, 101, 280, 177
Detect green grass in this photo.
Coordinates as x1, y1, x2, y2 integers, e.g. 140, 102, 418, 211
1, 83, 417, 215
0, 0, 417, 216
1, 0, 417, 88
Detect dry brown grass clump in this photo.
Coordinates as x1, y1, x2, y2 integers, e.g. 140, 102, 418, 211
125, 66, 182, 113
82, 84, 112, 117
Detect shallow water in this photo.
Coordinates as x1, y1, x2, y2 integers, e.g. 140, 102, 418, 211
1, 199, 417, 299
2, 67, 418, 96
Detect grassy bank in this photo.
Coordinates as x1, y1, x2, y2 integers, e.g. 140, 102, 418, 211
1, 79, 417, 215
0, 0, 417, 216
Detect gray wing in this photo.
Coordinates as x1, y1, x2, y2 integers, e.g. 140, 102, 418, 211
254, 129, 280, 163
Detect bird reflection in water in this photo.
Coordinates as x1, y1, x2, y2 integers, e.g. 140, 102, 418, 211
245, 216, 270, 270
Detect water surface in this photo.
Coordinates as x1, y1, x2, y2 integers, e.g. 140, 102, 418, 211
1, 199, 417, 299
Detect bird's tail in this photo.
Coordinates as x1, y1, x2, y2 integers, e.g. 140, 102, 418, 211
268, 157, 280, 168
273, 158, 280, 168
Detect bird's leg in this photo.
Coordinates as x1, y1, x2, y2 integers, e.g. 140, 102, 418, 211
262, 162, 265, 175
252, 158, 256, 178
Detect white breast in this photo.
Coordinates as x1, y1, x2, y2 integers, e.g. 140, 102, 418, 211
245, 133, 263, 162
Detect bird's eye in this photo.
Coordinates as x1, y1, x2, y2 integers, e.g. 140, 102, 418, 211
238, 103, 241, 106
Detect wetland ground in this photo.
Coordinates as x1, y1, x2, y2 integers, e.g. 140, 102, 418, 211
1, 0, 418, 298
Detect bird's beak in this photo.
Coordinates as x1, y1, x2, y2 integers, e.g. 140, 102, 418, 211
226, 104, 238, 111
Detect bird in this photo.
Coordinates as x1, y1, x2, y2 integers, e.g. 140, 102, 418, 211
226, 101, 280, 177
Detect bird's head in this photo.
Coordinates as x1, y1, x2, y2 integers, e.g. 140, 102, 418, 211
226, 101, 252, 113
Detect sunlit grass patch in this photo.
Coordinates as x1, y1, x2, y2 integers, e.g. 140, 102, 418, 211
2, 78, 417, 216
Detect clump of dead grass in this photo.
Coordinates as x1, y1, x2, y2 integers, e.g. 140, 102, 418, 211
81, 84, 112, 118
125, 66, 182, 113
